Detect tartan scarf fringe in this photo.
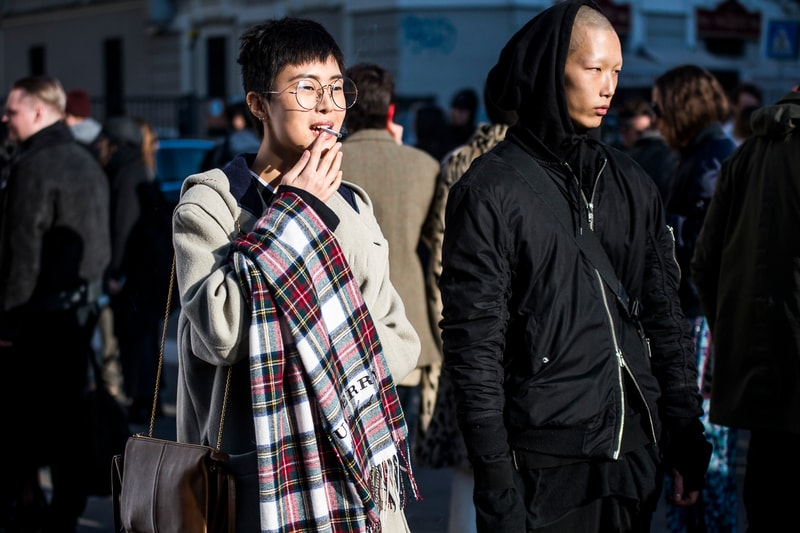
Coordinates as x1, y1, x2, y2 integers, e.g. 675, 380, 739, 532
369, 437, 419, 514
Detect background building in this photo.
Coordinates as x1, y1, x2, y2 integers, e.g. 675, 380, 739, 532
2, 0, 799, 139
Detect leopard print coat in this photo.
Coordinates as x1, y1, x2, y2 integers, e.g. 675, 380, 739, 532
414, 122, 509, 468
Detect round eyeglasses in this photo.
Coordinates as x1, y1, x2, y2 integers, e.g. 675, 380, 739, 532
264, 77, 358, 110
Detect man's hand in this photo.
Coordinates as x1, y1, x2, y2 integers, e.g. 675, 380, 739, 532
279, 131, 342, 203
667, 468, 701, 507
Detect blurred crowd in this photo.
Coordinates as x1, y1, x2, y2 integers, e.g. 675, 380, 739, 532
1, 4, 797, 532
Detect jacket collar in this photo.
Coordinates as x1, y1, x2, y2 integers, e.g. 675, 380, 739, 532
17, 121, 73, 159
221, 153, 265, 217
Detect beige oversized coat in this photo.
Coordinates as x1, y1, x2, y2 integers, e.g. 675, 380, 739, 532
340, 129, 441, 387
173, 164, 419, 532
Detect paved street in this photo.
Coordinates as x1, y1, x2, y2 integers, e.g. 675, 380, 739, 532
53, 313, 747, 532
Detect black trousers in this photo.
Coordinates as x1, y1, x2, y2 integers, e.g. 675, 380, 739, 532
0, 304, 99, 532
532, 495, 655, 533
499, 444, 661, 533
744, 428, 800, 533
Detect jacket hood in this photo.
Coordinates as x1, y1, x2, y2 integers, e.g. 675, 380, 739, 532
69, 117, 102, 145
486, 0, 601, 160
488, 0, 610, 234
102, 116, 143, 148
750, 90, 800, 138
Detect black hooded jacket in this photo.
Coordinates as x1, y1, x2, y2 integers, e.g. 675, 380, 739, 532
692, 90, 800, 435
439, 0, 708, 528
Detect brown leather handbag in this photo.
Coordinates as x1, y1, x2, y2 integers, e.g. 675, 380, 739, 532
111, 256, 236, 532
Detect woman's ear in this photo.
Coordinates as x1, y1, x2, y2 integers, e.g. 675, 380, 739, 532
246, 92, 266, 122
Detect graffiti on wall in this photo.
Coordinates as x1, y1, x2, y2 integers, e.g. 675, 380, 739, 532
402, 15, 457, 54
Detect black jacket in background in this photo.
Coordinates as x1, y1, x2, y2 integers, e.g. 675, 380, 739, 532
692, 90, 800, 435
0, 121, 110, 335
627, 130, 678, 202
666, 123, 735, 318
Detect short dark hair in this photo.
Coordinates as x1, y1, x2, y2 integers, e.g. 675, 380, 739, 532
730, 82, 762, 105
344, 63, 394, 133
450, 88, 478, 113
617, 98, 656, 131
226, 101, 249, 123
237, 17, 345, 97
225, 100, 255, 131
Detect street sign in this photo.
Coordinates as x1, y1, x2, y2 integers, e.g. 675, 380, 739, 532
766, 20, 799, 60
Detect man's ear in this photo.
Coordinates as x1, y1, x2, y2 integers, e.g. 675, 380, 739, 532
386, 103, 395, 127
386, 104, 403, 144
33, 101, 48, 125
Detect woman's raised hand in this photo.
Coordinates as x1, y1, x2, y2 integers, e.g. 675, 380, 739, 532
280, 131, 343, 202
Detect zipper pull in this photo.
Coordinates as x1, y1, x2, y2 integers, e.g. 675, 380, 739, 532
616, 348, 625, 367
587, 202, 594, 229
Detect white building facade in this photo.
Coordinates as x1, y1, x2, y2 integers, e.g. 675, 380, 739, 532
1, 0, 798, 137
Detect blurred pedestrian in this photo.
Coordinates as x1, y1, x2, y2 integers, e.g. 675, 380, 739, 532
97, 115, 172, 423
64, 88, 102, 159
88, 111, 163, 408
416, 79, 516, 533
340, 61, 441, 448
174, 17, 420, 532
65, 88, 127, 402
617, 98, 678, 200
692, 81, 800, 533
133, 116, 175, 311
732, 103, 759, 144
0, 121, 14, 212
439, 2, 711, 531
0, 75, 110, 533
447, 87, 479, 151
414, 102, 450, 161
722, 82, 762, 146
653, 64, 739, 533
204, 100, 261, 168
134, 116, 159, 179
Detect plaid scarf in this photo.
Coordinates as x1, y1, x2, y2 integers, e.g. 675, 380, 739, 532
230, 191, 419, 533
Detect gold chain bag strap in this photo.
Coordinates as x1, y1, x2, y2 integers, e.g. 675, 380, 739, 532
111, 254, 236, 533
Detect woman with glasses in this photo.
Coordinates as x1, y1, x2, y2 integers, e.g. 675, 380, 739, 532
173, 17, 420, 533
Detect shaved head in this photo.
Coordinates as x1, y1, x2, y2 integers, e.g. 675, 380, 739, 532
569, 5, 616, 57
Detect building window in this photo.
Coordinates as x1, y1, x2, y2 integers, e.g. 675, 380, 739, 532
104, 38, 124, 117
206, 36, 226, 100
29, 46, 45, 75
706, 38, 745, 57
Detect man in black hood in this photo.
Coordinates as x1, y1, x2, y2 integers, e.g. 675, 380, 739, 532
439, 1, 712, 531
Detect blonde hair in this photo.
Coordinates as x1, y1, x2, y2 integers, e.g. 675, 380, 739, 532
133, 116, 158, 178
12, 75, 66, 113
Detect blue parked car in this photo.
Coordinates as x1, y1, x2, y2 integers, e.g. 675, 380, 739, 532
155, 138, 218, 207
